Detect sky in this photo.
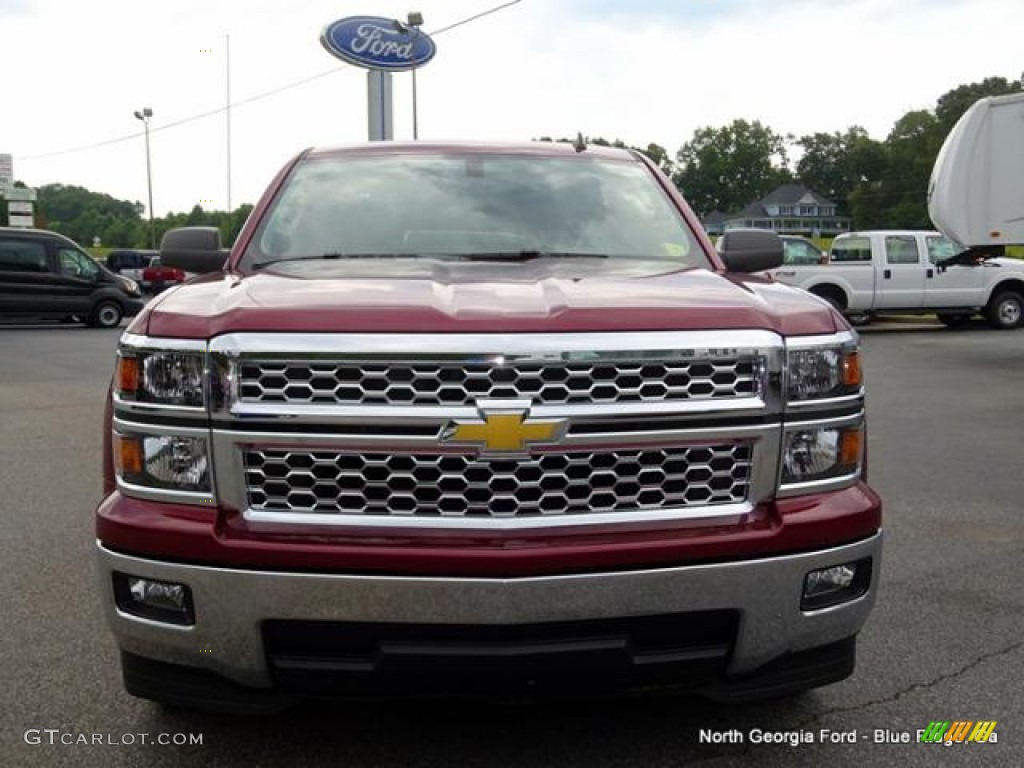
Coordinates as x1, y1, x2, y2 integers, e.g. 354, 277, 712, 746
3, 0, 1023, 217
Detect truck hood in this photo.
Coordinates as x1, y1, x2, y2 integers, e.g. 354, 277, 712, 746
138, 260, 840, 339
988, 257, 1024, 272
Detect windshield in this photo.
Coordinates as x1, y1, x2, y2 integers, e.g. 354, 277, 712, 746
241, 152, 707, 270
925, 234, 964, 263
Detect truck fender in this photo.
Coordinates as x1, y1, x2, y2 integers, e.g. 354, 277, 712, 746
804, 282, 849, 311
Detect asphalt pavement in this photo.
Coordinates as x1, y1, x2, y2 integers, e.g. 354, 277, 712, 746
1, 320, 1021, 767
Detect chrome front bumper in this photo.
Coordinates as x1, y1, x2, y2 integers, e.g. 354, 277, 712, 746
98, 533, 881, 690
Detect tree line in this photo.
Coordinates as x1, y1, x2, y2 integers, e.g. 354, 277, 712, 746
542, 75, 1022, 229
4, 74, 1020, 244
1, 182, 254, 250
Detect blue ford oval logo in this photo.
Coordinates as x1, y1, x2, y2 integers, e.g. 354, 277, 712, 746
320, 16, 436, 71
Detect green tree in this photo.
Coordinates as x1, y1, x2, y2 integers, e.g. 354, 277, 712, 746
934, 76, 1022, 134
796, 127, 884, 215
637, 143, 674, 176
849, 76, 1023, 229
223, 204, 255, 245
36, 184, 144, 246
151, 211, 189, 248
535, 136, 674, 175
185, 204, 211, 226
588, 137, 627, 148
876, 110, 943, 228
102, 218, 136, 248
673, 119, 791, 217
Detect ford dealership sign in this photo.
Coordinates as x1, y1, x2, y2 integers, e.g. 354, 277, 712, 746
321, 16, 436, 71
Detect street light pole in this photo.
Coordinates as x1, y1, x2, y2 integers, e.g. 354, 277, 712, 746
226, 34, 232, 215
133, 108, 155, 249
394, 12, 424, 140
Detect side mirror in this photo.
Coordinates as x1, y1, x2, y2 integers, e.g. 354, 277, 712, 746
717, 229, 784, 273
160, 227, 228, 274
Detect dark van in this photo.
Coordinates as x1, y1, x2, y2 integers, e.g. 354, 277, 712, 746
0, 227, 146, 327
106, 249, 157, 276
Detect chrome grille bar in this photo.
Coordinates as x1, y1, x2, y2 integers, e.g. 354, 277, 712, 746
204, 331, 786, 530
237, 358, 760, 406
243, 444, 753, 518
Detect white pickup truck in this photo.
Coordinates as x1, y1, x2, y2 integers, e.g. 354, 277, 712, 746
751, 229, 1024, 329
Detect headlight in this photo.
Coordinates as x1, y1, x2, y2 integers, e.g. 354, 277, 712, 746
115, 432, 210, 492
117, 276, 141, 296
117, 350, 205, 407
787, 344, 861, 401
781, 425, 863, 486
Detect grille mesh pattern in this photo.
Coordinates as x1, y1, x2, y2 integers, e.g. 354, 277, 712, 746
237, 359, 759, 406
243, 445, 752, 518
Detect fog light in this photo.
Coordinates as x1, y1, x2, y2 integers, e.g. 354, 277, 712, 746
113, 573, 194, 625
130, 578, 186, 609
802, 559, 871, 610
807, 564, 855, 594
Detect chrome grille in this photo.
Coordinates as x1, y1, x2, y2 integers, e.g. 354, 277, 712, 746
243, 444, 753, 518
237, 359, 760, 406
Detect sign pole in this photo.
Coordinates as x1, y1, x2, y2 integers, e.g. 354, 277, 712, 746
321, 15, 436, 142
367, 70, 394, 141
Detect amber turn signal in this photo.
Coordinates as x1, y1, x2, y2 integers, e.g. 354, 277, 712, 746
117, 355, 139, 395
114, 434, 143, 476
839, 428, 863, 467
841, 350, 862, 388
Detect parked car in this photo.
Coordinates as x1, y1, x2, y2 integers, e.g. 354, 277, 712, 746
0, 227, 145, 327
716, 233, 825, 266
140, 257, 187, 293
779, 235, 826, 265
106, 249, 158, 283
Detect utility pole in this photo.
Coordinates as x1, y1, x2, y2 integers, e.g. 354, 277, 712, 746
133, 108, 155, 249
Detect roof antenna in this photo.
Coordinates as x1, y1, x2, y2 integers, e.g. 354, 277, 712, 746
573, 132, 587, 153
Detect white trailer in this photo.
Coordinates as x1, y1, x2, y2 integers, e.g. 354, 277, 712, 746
929, 91, 1024, 248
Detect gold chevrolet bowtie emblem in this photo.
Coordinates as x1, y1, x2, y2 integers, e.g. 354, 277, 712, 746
443, 408, 566, 454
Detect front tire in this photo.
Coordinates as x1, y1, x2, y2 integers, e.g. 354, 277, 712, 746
89, 300, 123, 329
986, 291, 1023, 329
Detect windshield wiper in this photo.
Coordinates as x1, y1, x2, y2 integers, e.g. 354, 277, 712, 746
253, 253, 420, 270
253, 251, 612, 269
453, 251, 610, 262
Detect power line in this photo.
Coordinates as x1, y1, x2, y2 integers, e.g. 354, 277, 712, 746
18, 66, 351, 162
18, 131, 146, 161
431, 0, 522, 35
17, 1, 525, 164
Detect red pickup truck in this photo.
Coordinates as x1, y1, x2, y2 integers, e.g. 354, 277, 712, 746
97, 142, 881, 712
140, 257, 186, 294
